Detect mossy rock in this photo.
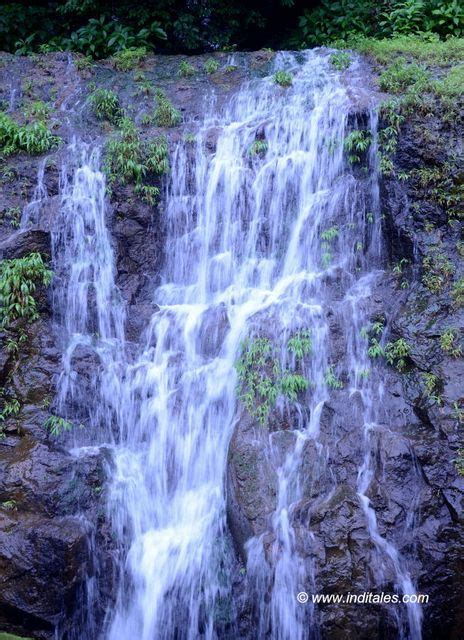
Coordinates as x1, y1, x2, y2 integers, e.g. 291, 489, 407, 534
0, 633, 33, 640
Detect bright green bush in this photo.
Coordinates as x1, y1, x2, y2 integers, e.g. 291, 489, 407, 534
89, 88, 122, 124
153, 90, 181, 127
274, 70, 292, 87
0, 113, 61, 156
379, 58, 430, 93
178, 60, 196, 77
204, 58, 219, 74
0, 253, 52, 327
330, 51, 351, 70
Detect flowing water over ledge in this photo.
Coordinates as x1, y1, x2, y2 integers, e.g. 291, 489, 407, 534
47, 50, 424, 639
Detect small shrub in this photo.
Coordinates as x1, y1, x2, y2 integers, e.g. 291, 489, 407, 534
44, 415, 74, 436
0, 252, 52, 327
236, 336, 310, 425
249, 139, 268, 156
274, 70, 292, 87
89, 88, 122, 124
324, 365, 343, 390
384, 338, 411, 371
24, 100, 51, 122
0, 206, 21, 228
440, 328, 462, 358
330, 51, 351, 70
0, 393, 20, 426
75, 55, 93, 71
153, 90, 181, 127
287, 329, 312, 359
112, 46, 147, 71
344, 129, 372, 163
0, 112, 60, 155
204, 58, 219, 74
421, 372, 442, 405
146, 135, 169, 175
452, 278, 464, 307
422, 251, 455, 293
179, 60, 196, 77
321, 226, 339, 242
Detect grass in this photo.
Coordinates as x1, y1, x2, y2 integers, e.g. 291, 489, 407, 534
345, 35, 464, 66
379, 58, 430, 93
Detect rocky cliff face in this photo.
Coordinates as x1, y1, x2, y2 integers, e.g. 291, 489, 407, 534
0, 50, 462, 640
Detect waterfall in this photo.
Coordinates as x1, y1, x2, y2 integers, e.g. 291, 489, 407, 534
47, 51, 423, 639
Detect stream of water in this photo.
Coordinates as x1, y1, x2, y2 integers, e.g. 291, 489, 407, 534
47, 50, 423, 639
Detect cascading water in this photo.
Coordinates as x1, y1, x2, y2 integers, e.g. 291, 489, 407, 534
46, 50, 424, 639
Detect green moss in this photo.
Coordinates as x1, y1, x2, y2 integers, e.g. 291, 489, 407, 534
347, 35, 464, 66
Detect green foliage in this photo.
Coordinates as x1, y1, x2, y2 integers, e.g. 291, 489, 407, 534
368, 338, 385, 358
204, 58, 219, 74
324, 365, 343, 390
0, 113, 60, 156
112, 46, 147, 70
89, 88, 122, 124
344, 130, 372, 163
320, 226, 339, 242
235, 335, 310, 425
452, 278, 464, 307
274, 71, 292, 87
384, 338, 411, 371
379, 58, 430, 93
455, 449, 464, 476
330, 51, 351, 70
104, 118, 168, 204
440, 328, 462, 358
249, 140, 268, 156
0, 206, 21, 228
422, 251, 455, 293
287, 329, 312, 360
178, 60, 196, 77
0, 393, 20, 427
75, 55, 93, 71
64, 16, 165, 59
24, 100, 51, 122
44, 415, 74, 436
153, 90, 181, 127
0, 253, 52, 328
0, 500, 17, 511
420, 372, 442, 404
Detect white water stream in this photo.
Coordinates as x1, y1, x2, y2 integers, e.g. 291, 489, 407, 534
46, 51, 423, 639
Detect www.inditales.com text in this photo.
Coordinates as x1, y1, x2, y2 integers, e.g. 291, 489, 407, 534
296, 592, 429, 605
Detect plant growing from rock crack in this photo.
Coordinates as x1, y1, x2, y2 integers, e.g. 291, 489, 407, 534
179, 60, 196, 77
104, 117, 169, 204
89, 88, 122, 124
0, 252, 52, 328
330, 51, 351, 70
420, 372, 442, 405
440, 328, 462, 358
204, 58, 219, 74
0, 112, 61, 156
153, 90, 181, 127
249, 139, 268, 156
384, 338, 411, 371
0, 206, 21, 228
344, 129, 372, 164
274, 70, 292, 87
44, 415, 74, 436
287, 329, 312, 360
236, 336, 309, 425
324, 365, 343, 389
452, 278, 464, 307
422, 251, 455, 293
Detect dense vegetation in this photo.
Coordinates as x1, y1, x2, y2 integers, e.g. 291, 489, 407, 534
0, 1, 462, 56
